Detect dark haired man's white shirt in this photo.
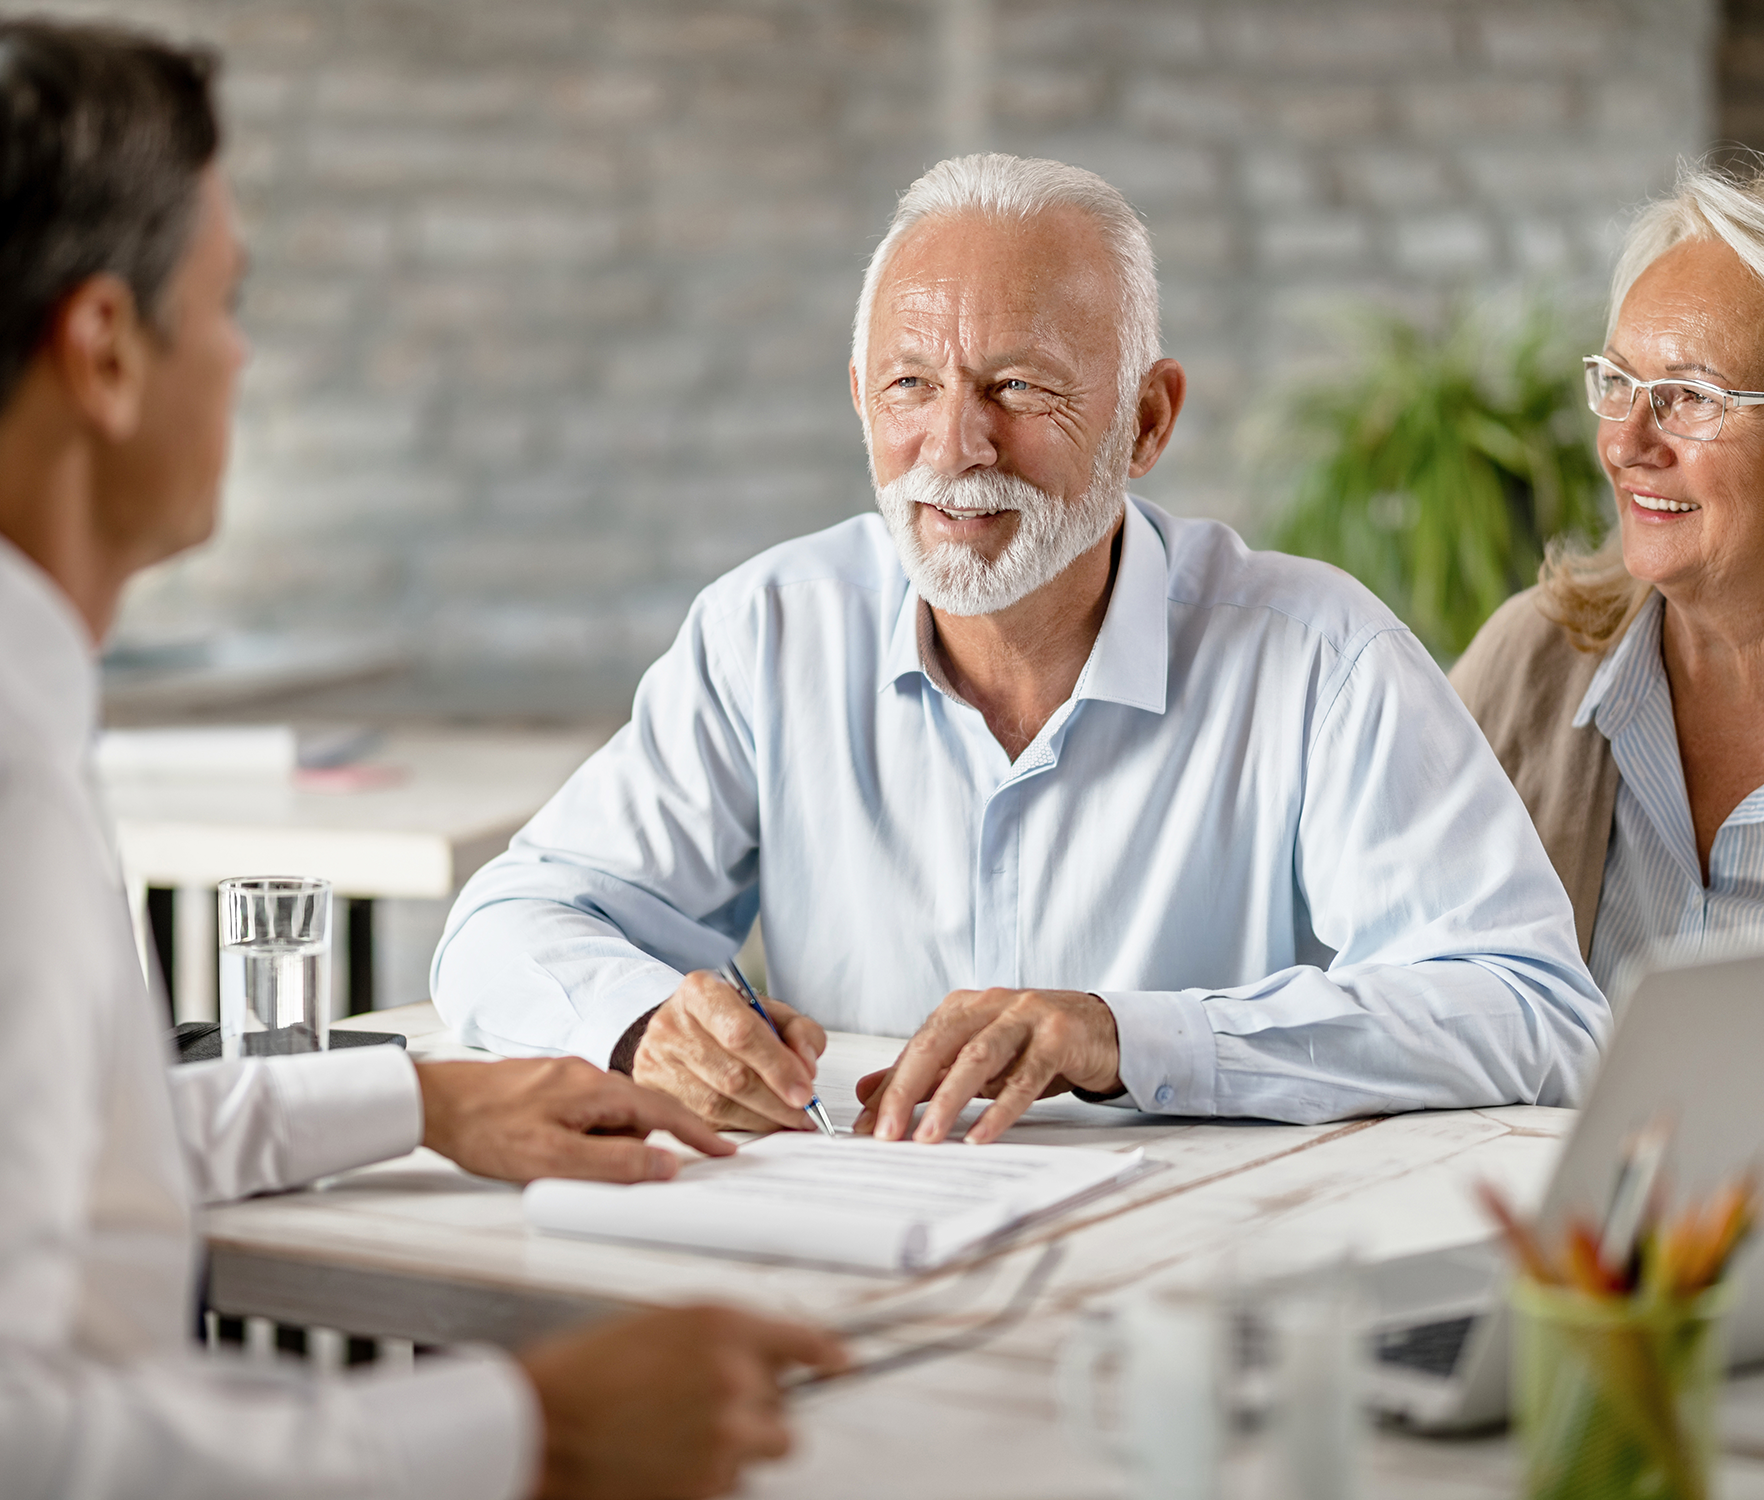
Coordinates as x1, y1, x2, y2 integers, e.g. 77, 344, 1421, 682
0, 538, 535, 1500
436, 498, 1610, 1119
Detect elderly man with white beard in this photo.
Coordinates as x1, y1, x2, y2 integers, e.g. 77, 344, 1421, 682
434, 154, 1608, 1139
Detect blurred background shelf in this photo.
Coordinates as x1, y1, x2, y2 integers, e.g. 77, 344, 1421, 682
102, 630, 411, 720
106, 728, 604, 1024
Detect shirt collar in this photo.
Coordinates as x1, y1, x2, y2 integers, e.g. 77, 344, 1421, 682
879, 496, 1171, 715
880, 568, 930, 694
1572, 592, 1764, 829
1728, 783, 1764, 827
1572, 590, 1662, 740
0, 534, 100, 762
1073, 498, 1169, 712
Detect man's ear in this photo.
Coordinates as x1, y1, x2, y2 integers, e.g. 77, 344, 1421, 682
849, 360, 863, 418
1127, 358, 1187, 480
50, 273, 152, 443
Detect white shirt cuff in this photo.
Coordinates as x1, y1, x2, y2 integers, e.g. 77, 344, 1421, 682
1095, 989, 1219, 1115
268, 1044, 425, 1183
563, 961, 684, 1066
353, 1347, 540, 1500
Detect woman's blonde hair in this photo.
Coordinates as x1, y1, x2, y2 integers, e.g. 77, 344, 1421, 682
1538, 156, 1764, 651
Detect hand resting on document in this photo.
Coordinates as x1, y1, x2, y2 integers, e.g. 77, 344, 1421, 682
853, 986, 1124, 1145
519, 1305, 845, 1500
416, 1056, 735, 1183
632, 969, 828, 1132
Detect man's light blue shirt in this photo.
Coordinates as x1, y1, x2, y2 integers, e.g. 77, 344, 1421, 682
434, 499, 1607, 1123
1579, 592, 1764, 995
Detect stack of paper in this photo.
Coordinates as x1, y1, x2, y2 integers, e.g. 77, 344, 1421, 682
524, 1133, 1143, 1272
94, 725, 379, 778
96, 725, 299, 777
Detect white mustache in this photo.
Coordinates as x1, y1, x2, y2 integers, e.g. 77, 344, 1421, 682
886, 466, 1046, 514
874, 460, 1123, 617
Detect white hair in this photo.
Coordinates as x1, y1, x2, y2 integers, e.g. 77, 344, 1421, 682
1608, 156, 1764, 335
851, 153, 1161, 413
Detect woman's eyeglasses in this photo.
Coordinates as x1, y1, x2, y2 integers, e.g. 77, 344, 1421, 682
1584, 354, 1764, 442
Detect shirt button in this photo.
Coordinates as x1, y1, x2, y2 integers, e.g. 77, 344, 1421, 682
1154, 1085, 1174, 1107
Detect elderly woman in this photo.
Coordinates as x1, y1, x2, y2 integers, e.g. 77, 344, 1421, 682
1454, 163, 1764, 997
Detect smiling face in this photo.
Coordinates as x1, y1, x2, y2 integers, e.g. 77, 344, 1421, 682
1601, 236, 1764, 611
855, 208, 1137, 614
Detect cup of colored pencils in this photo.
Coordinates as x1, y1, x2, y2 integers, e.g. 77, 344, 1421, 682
1480, 1174, 1755, 1500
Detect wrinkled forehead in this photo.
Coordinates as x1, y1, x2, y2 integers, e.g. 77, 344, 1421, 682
868, 208, 1121, 367
1614, 236, 1764, 383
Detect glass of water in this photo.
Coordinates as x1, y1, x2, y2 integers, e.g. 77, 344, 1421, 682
219, 876, 331, 1058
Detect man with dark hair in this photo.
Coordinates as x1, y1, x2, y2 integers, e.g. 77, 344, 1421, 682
0, 22, 220, 406
0, 21, 840, 1500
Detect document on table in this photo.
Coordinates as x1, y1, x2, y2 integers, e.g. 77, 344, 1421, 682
524, 1133, 1144, 1272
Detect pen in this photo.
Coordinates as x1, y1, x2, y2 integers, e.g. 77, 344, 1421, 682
1599, 1116, 1672, 1271
718, 959, 837, 1137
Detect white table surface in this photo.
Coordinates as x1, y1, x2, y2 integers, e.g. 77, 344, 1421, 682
201, 1003, 1764, 1499
102, 728, 601, 898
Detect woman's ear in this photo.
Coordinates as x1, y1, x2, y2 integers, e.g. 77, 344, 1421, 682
49, 273, 152, 443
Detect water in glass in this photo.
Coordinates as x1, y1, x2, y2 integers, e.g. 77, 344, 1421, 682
218, 876, 331, 1058
220, 939, 327, 1055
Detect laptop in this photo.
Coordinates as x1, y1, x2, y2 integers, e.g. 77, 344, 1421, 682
1363, 951, 1764, 1431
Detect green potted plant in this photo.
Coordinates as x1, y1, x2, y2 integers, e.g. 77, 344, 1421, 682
1264, 302, 1609, 660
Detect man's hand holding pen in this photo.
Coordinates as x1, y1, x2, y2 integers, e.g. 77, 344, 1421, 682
633, 976, 1123, 1146
632, 970, 829, 1133
853, 988, 1124, 1146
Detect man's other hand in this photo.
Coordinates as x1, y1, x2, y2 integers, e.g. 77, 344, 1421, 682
519, 1305, 846, 1500
416, 1057, 734, 1183
632, 970, 827, 1132
852, 988, 1122, 1145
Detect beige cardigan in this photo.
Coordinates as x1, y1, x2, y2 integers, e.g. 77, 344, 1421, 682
1448, 586, 1620, 961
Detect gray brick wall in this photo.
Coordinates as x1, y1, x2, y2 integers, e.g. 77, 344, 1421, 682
992, 0, 1715, 530
14, 0, 1717, 717
1721, 0, 1764, 156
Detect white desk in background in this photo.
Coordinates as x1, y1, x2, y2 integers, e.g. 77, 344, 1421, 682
201, 1004, 1764, 1500
100, 728, 601, 1019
